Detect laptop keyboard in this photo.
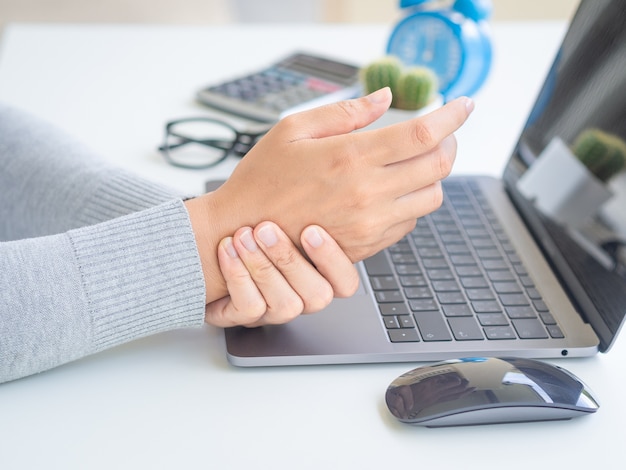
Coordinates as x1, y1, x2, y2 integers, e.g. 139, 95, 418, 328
364, 179, 565, 343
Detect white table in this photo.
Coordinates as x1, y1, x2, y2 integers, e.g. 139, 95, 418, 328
1, 22, 623, 470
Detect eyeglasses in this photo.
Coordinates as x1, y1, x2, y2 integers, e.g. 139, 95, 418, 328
158, 117, 269, 169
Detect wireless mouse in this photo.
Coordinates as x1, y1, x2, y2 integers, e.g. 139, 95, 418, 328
385, 357, 599, 427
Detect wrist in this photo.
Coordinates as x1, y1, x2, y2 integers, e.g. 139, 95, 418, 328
184, 194, 228, 303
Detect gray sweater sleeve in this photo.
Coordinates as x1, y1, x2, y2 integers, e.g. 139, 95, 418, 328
0, 104, 206, 383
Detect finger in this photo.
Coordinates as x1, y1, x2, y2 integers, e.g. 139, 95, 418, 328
300, 225, 360, 298
277, 87, 392, 140
385, 134, 457, 199
253, 222, 336, 314
204, 237, 268, 327
355, 96, 474, 166
234, 226, 306, 324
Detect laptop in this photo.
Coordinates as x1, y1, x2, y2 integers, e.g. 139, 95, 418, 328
221, 0, 626, 366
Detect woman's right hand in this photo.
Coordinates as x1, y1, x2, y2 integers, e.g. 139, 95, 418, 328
205, 222, 359, 327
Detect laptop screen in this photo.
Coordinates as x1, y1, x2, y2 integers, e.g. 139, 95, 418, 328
503, 0, 626, 352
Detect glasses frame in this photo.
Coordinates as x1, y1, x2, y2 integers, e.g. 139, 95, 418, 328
158, 117, 268, 169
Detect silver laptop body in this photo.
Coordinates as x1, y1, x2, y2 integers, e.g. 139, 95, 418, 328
223, 0, 626, 366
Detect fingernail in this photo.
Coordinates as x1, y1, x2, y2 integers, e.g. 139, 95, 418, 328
240, 228, 258, 252
257, 224, 278, 247
461, 96, 475, 114
303, 226, 324, 248
223, 238, 238, 258
366, 87, 391, 104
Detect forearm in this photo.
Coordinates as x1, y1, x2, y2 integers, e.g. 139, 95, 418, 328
0, 200, 206, 383
0, 103, 181, 240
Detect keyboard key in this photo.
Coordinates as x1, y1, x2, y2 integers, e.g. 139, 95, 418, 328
472, 301, 502, 313
505, 306, 537, 319
375, 290, 403, 303
432, 280, 461, 292
487, 270, 515, 282
519, 275, 535, 288
391, 253, 418, 264
475, 248, 502, 259
398, 315, 415, 328
427, 268, 454, 280
448, 317, 484, 340
493, 281, 523, 294
422, 258, 449, 269
384, 317, 400, 329
404, 287, 434, 299
388, 241, 412, 253
396, 264, 421, 275
414, 312, 452, 341
456, 265, 482, 276
484, 326, 516, 340
460, 276, 488, 289
417, 247, 443, 258
477, 313, 509, 326
364, 252, 393, 275
443, 304, 473, 317
539, 312, 557, 325
450, 255, 476, 266
379, 303, 410, 316
370, 275, 399, 290
512, 319, 549, 339
388, 329, 420, 342
437, 292, 466, 304
499, 293, 530, 306
466, 288, 495, 301
547, 325, 565, 338
482, 259, 509, 270
408, 299, 438, 311
399, 275, 427, 287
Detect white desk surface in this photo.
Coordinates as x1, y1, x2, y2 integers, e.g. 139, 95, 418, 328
1, 22, 624, 470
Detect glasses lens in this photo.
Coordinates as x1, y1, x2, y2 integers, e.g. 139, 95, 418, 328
162, 119, 237, 169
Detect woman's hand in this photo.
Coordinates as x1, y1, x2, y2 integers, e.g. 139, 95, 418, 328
205, 222, 359, 327
186, 88, 474, 303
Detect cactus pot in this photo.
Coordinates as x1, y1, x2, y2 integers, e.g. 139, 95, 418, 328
517, 136, 613, 228
600, 172, 626, 233
362, 94, 443, 131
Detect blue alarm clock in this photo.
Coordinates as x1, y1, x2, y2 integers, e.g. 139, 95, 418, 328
386, 0, 493, 100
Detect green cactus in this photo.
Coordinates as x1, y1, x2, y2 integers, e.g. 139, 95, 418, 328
360, 56, 438, 110
360, 56, 403, 107
572, 128, 626, 182
395, 67, 438, 111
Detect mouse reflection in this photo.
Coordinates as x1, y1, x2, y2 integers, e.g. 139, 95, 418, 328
386, 368, 476, 420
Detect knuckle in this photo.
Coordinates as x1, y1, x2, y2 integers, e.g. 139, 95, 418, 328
334, 273, 360, 298
271, 248, 300, 271
429, 182, 445, 212
413, 121, 437, 149
305, 284, 334, 312
237, 300, 267, 325
335, 100, 359, 123
434, 148, 454, 179
268, 296, 304, 324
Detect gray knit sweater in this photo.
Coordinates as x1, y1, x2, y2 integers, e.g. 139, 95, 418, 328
0, 104, 206, 383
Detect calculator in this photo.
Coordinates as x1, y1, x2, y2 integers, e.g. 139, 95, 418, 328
196, 52, 363, 123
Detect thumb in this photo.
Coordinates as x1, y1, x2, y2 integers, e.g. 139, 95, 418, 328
283, 87, 392, 140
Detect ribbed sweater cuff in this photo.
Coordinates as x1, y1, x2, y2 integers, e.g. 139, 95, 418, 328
76, 169, 190, 227
68, 199, 206, 353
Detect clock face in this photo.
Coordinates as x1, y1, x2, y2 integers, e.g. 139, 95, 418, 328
387, 14, 464, 94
